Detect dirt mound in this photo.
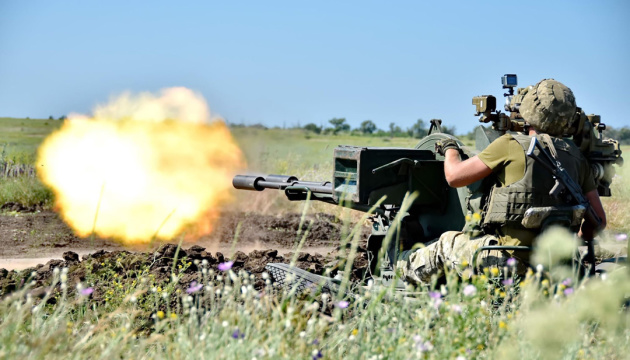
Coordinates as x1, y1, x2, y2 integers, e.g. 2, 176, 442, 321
206, 211, 361, 248
0, 243, 372, 304
0, 211, 369, 260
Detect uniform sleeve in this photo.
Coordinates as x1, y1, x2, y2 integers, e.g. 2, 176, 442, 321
579, 157, 598, 194
477, 134, 513, 171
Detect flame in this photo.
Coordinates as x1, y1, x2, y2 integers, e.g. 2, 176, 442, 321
37, 87, 244, 244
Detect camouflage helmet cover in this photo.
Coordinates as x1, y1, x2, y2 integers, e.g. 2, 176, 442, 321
520, 79, 577, 136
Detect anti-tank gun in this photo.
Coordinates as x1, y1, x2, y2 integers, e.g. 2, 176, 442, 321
233, 74, 624, 289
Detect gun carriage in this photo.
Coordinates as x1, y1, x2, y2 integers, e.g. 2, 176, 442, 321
233, 74, 624, 287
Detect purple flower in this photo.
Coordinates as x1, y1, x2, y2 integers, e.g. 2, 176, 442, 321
218, 261, 234, 272
562, 278, 572, 287
415, 338, 434, 352
564, 287, 574, 296
80, 287, 94, 296
429, 291, 441, 299
232, 329, 245, 339
507, 258, 517, 267
450, 304, 462, 314
186, 281, 203, 294
615, 233, 628, 242
463, 284, 477, 296
335, 300, 349, 309
502, 279, 513, 286
311, 339, 319, 345
312, 350, 323, 359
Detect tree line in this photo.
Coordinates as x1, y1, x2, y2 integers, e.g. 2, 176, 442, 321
302, 118, 456, 138
231, 118, 630, 143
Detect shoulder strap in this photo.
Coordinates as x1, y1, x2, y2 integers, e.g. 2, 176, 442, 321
539, 134, 559, 159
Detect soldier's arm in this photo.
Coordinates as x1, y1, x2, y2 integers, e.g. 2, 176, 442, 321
578, 189, 607, 238
443, 149, 492, 188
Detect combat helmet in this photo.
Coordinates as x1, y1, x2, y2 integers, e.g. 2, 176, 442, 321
520, 79, 576, 136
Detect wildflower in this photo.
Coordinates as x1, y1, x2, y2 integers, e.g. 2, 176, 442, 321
490, 267, 499, 277
156, 311, 165, 319
536, 264, 544, 273
232, 329, 245, 339
218, 261, 234, 271
169, 313, 177, 319
463, 285, 477, 296
311, 339, 319, 345
502, 279, 513, 286
615, 233, 628, 242
299, 331, 306, 338
450, 304, 462, 314
456, 357, 467, 360
564, 287, 574, 296
541, 279, 549, 287
351, 329, 359, 336
311, 349, 323, 359
562, 278, 572, 287
507, 258, 517, 267
222, 321, 229, 327
429, 292, 443, 308
335, 300, 349, 309
186, 281, 203, 294
499, 321, 507, 329
417, 341, 434, 352
80, 287, 94, 296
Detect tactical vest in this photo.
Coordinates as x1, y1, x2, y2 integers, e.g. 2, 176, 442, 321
482, 134, 586, 233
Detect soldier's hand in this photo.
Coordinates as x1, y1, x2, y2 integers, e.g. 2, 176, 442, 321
435, 139, 460, 156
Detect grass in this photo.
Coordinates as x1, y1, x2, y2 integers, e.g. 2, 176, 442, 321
0, 118, 629, 358
0, 177, 54, 209
0, 217, 628, 360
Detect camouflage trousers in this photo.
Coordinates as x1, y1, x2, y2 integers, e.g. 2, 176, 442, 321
395, 231, 517, 285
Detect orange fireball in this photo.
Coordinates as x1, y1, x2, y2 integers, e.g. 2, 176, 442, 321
37, 87, 244, 244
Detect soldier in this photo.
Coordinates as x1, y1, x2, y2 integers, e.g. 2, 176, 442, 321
396, 79, 607, 285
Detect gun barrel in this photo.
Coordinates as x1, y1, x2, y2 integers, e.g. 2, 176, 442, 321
232, 174, 333, 194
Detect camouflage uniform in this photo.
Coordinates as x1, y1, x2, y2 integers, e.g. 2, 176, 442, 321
396, 232, 511, 284
396, 79, 592, 285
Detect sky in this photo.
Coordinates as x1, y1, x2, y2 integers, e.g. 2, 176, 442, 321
1, 0, 629, 133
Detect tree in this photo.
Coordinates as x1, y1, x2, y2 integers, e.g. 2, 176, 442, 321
441, 125, 456, 135
359, 120, 377, 134
303, 123, 322, 134
408, 119, 428, 138
329, 118, 350, 134
389, 122, 402, 137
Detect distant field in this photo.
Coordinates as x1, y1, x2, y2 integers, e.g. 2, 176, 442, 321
0, 117, 63, 161
1, 118, 628, 231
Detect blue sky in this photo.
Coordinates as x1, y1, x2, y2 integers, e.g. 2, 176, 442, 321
1, 0, 629, 133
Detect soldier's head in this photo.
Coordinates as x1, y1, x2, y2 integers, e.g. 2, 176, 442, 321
520, 79, 577, 136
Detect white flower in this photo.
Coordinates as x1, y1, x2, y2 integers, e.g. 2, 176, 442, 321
463, 285, 477, 296
299, 331, 306, 338
222, 321, 229, 327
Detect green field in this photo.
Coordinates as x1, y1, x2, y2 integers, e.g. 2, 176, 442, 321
1, 118, 630, 359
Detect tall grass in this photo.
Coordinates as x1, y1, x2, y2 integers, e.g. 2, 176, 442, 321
0, 227, 628, 359
0, 177, 54, 209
